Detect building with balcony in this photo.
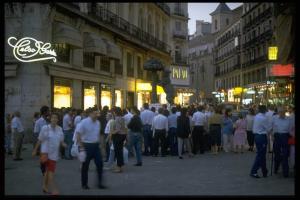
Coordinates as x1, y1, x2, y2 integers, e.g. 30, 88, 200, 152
241, 3, 275, 104
213, 5, 243, 103
168, 3, 192, 105
5, 2, 172, 133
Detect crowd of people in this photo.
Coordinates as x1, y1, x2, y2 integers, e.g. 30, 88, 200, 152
4, 102, 295, 194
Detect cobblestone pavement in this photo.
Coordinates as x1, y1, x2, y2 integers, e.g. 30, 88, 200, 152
5, 144, 294, 196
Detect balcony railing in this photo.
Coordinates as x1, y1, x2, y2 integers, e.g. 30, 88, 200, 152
215, 46, 240, 63
155, 3, 170, 16
242, 29, 273, 49
242, 54, 268, 68
243, 7, 272, 33
86, 5, 170, 54
173, 30, 187, 39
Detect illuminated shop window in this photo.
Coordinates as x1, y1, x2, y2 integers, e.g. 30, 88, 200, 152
115, 90, 122, 108
101, 85, 111, 109
53, 79, 72, 108
84, 82, 98, 110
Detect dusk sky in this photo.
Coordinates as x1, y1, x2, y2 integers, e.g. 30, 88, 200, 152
188, 3, 243, 35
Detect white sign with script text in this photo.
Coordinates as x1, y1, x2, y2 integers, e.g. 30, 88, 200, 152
7, 37, 57, 63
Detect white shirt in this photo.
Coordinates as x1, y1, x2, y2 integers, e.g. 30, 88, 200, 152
152, 114, 168, 131
141, 109, 155, 126
77, 117, 101, 143
105, 119, 114, 135
123, 112, 133, 127
272, 115, 291, 134
265, 110, 274, 124
192, 111, 206, 126
176, 111, 181, 117
11, 116, 24, 133
253, 113, 271, 135
34, 117, 47, 134
38, 125, 64, 161
246, 114, 254, 131
63, 114, 72, 131
74, 115, 82, 129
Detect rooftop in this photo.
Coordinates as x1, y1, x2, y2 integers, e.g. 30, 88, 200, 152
210, 3, 232, 15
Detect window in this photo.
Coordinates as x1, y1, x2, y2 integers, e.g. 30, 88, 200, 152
215, 19, 217, 30
175, 21, 181, 31
226, 18, 229, 25
127, 52, 134, 77
137, 56, 143, 79
52, 43, 70, 63
83, 52, 95, 69
83, 82, 98, 110
115, 59, 123, 75
100, 56, 110, 72
53, 78, 72, 109
101, 84, 111, 109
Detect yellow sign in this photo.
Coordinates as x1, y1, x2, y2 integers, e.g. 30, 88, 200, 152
268, 46, 278, 60
136, 83, 165, 94
172, 67, 188, 79
233, 87, 243, 95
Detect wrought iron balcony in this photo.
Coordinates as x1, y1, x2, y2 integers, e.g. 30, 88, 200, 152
242, 54, 267, 68
243, 7, 272, 33
173, 30, 187, 40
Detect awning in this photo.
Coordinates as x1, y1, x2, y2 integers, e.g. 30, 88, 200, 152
83, 33, 107, 55
52, 22, 83, 48
103, 39, 122, 60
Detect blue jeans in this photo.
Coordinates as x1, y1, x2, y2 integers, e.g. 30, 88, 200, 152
168, 128, 178, 156
64, 130, 74, 159
81, 143, 103, 187
128, 131, 143, 164
273, 133, 289, 177
251, 134, 268, 175
142, 125, 153, 155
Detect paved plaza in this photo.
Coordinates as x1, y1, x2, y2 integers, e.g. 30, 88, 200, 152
5, 144, 294, 196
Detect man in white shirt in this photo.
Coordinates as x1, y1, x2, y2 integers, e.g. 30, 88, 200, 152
152, 108, 168, 157
11, 111, 25, 160
140, 103, 155, 156
74, 109, 83, 129
271, 107, 291, 177
191, 106, 207, 154
250, 105, 272, 178
123, 108, 133, 128
77, 108, 106, 190
33, 106, 49, 155
63, 108, 74, 159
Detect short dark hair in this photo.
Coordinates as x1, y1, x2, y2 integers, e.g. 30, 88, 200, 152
171, 107, 177, 114
122, 108, 128, 115
143, 103, 149, 109
258, 105, 267, 113
40, 106, 49, 115
151, 107, 156, 112
77, 109, 83, 115
225, 109, 231, 116
249, 108, 255, 115
114, 107, 123, 116
197, 106, 204, 112
158, 108, 164, 114
181, 107, 188, 117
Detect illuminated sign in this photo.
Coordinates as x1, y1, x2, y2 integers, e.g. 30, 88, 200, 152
268, 46, 278, 60
7, 37, 57, 63
172, 67, 188, 79
170, 66, 190, 86
136, 83, 165, 94
269, 64, 294, 77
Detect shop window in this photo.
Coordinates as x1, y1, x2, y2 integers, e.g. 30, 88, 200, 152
115, 59, 123, 75
127, 52, 134, 77
101, 84, 112, 109
52, 43, 70, 63
83, 82, 98, 110
137, 56, 143, 79
83, 52, 95, 69
115, 90, 123, 108
127, 92, 134, 108
101, 56, 110, 72
53, 78, 72, 108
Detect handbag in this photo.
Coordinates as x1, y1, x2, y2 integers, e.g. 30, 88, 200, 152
40, 125, 50, 164
71, 143, 79, 157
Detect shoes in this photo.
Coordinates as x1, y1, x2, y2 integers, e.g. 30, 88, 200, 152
13, 158, 23, 161
179, 156, 183, 159
82, 185, 90, 190
134, 163, 142, 166
98, 185, 107, 189
250, 174, 261, 178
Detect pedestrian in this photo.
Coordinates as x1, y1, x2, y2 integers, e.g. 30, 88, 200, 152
104, 112, 114, 162
62, 108, 74, 160
34, 106, 50, 156
99, 106, 109, 160
222, 109, 234, 153
140, 103, 155, 156
127, 107, 143, 166
168, 107, 178, 156
266, 105, 275, 153
177, 107, 193, 159
288, 105, 295, 172
152, 108, 168, 157
151, 107, 158, 116
32, 113, 67, 195
250, 105, 271, 178
111, 107, 127, 173
176, 105, 181, 117
208, 106, 223, 155
5, 113, 13, 155
74, 109, 83, 129
271, 107, 291, 177
233, 113, 247, 153
76, 108, 107, 189
123, 108, 133, 128
191, 106, 206, 154
246, 108, 255, 152
11, 111, 25, 161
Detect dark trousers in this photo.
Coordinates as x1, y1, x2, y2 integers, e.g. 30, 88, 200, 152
142, 125, 153, 155
274, 133, 289, 177
247, 131, 254, 147
112, 134, 126, 167
251, 134, 268, 175
14, 133, 24, 159
192, 126, 205, 154
153, 130, 167, 156
168, 128, 178, 156
81, 143, 103, 187
104, 134, 110, 161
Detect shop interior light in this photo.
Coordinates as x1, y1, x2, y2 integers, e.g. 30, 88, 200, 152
215, 94, 221, 98
212, 91, 217, 94
268, 46, 278, 60
247, 90, 255, 94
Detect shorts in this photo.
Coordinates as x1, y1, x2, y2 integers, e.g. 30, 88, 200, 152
45, 160, 57, 173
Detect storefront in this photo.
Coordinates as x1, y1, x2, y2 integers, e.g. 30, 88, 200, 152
174, 88, 194, 106
101, 84, 112, 109
53, 78, 72, 108
83, 82, 98, 110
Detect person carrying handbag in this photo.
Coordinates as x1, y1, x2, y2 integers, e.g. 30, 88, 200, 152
32, 113, 67, 195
